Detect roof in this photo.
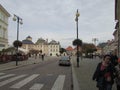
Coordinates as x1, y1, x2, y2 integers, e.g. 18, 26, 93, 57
36, 38, 47, 44
49, 40, 59, 45
74, 46, 81, 50
66, 46, 73, 51
0, 4, 10, 17
22, 39, 34, 44
27, 36, 32, 39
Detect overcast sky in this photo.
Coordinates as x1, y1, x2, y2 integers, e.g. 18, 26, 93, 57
0, 0, 115, 48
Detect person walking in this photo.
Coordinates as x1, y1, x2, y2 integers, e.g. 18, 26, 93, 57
41, 54, 44, 61
92, 54, 115, 90
115, 58, 120, 90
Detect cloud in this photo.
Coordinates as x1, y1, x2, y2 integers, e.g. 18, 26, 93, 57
0, 0, 115, 48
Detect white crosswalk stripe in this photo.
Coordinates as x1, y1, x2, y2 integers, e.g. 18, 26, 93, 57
0, 74, 27, 87
29, 83, 44, 90
51, 75, 65, 90
0, 73, 5, 76
0, 73, 66, 90
0, 74, 15, 80
10, 74, 39, 89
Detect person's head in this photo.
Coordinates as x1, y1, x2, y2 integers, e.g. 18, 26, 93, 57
103, 54, 111, 64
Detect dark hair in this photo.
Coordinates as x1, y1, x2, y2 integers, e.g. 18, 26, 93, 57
103, 54, 111, 60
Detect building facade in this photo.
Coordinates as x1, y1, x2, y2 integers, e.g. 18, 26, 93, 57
0, 4, 10, 51
48, 40, 60, 56
22, 36, 60, 56
115, 0, 120, 57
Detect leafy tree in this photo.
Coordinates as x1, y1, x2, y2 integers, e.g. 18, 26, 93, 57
13, 40, 22, 48
39, 50, 42, 53
97, 42, 107, 48
82, 43, 96, 55
59, 48, 66, 54
73, 39, 82, 46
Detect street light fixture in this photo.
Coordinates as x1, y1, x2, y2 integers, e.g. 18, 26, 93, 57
92, 38, 98, 57
75, 9, 80, 67
13, 14, 23, 66
92, 38, 98, 46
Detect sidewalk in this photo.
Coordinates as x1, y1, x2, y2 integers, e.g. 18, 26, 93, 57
71, 56, 117, 90
0, 56, 51, 71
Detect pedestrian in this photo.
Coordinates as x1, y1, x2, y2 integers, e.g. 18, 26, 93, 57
41, 54, 44, 61
115, 58, 120, 90
35, 53, 37, 59
110, 51, 118, 67
92, 54, 115, 90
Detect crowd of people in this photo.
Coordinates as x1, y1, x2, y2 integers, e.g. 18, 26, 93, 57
92, 52, 120, 90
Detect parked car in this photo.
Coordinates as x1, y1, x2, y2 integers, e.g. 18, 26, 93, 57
59, 56, 71, 66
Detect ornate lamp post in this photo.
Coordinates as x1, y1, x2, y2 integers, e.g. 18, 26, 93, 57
13, 14, 23, 66
92, 38, 98, 56
75, 9, 80, 67
92, 38, 98, 46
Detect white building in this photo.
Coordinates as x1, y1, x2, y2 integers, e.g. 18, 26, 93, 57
0, 4, 10, 51
48, 40, 60, 56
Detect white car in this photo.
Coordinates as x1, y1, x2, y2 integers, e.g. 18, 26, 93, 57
59, 56, 71, 66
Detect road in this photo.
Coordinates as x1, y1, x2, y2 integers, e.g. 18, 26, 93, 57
0, 56, 72, 90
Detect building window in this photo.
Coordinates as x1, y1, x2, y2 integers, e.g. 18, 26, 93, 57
56, 49, 58, 52
0, 44, 5, 47
3, 28, 7, 39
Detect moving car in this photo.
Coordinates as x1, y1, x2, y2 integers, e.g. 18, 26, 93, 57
59, 56, 71, 66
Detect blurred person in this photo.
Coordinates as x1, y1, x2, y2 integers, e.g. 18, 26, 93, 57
115, 58, 120, 90
41, 54, 45, 61
110, 51, 118, 67
92, 55, 115, 90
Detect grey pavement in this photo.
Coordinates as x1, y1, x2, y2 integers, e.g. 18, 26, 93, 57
0, 56, 117, 90
0, 56, 51, 71
71, 56, 117, 90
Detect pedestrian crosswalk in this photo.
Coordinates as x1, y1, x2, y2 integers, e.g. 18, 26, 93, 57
30, 83, 44, 90
51, 75, 65, 90
0, 72, 66, 90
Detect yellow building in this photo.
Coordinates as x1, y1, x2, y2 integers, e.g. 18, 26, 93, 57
22, 36, 60, 56
0, 4, 10, 51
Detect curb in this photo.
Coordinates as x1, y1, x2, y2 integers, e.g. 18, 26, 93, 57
71, 58, 80, 90
0, 60, 39, 71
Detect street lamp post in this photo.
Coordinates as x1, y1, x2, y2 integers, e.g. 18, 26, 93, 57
92, 38, 98, 57
75, 9, 80, 67
13, 14, 23, 66
92, 38, 98, 46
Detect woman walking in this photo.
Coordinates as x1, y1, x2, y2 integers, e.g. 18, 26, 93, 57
92, 55, 115, 90
115, 58, 120, 90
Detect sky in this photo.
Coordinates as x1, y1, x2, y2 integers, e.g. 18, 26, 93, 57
0, 0, 116, 48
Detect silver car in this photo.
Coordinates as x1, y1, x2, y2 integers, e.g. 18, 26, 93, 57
59, 56, 71, 66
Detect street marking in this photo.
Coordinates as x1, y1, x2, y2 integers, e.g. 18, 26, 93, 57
51, 75, 65, 90
0, 74, 27, 87
0, 73, 5, 76
0, 74, 15, 80
29, 83, 44, 90
11, 74, 39, 89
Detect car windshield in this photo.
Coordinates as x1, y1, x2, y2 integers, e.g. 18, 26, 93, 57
61, 56, 69, 60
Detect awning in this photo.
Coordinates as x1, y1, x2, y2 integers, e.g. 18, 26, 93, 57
18, 48, 29, 54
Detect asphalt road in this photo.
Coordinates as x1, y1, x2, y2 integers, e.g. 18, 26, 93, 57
0, 57, 72, 90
